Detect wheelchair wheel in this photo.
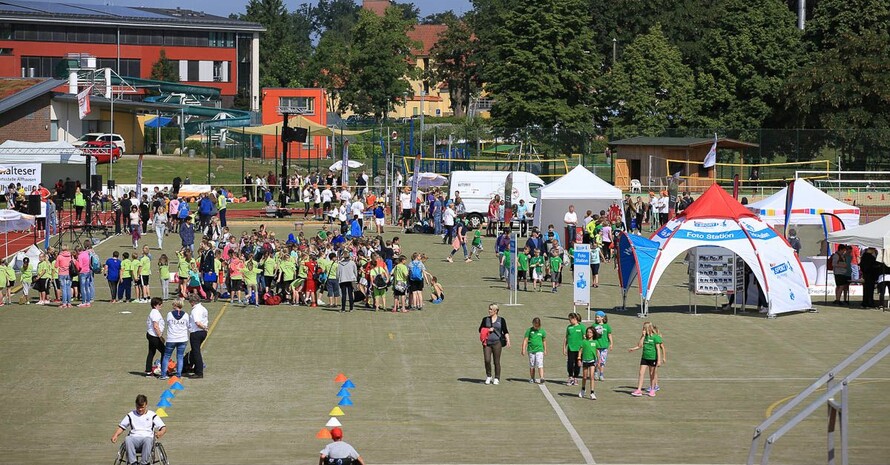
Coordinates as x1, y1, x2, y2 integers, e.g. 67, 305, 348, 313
151, 442, 169, 465
113, 442, 127, 465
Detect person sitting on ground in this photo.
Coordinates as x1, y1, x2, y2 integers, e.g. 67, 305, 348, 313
430, 276, 445, 303
111, 394, 167, 465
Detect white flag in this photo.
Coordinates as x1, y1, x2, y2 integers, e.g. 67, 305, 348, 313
703, 132, 717, 168
77, 85, 92, 120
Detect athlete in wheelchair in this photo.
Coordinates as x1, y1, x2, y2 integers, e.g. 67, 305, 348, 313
320, 427, 366, 465
111, 394, 169, 465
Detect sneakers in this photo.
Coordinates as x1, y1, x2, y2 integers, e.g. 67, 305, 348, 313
493, 378, 499, 385
465, 258, 473, 263
529, 378, 535, 384
446, 256, 453, 263
653, 384, 660, 391
589, 392, 597, 400
485, 377, 492, 385
647, 388, 656, 397
578, 389, 585, 398
158, 375, 169, 380
631, 389, 643, 397
599, 374, 606, 381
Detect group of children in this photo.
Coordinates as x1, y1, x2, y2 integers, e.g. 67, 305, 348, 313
501, 245, 566, 293
521, 311, 666, 400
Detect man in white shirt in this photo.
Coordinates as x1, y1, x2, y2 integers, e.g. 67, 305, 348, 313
111, 394, 166, 465
339, 188, 352, 205
350, 199, 365, 230
442, 202, 456, 244
186, 294, 209, 379
399, 189, 413, 227
564, 204, 578, 226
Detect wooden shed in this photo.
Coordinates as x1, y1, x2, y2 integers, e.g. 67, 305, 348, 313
609, 136, 759, 192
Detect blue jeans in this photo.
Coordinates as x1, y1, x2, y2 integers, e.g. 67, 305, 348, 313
434, 214, 443, 235
79, 272, 93, 303
160, 341, 187, 378
59, 274, 72, 304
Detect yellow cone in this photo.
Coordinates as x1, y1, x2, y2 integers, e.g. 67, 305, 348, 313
329, 406, 345, 416
156, 408, 168, 418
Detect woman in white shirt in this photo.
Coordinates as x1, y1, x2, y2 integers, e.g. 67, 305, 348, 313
158, 298, 190, 380
153, 206, 168, 250
129, 206, 141, 249
144, 298, 165, 376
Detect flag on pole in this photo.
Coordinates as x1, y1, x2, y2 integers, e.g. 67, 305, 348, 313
703, 133, 717, 168
135, 154, 144, 198
341, 140, 350, 187
820, 213, 845, 256
782, 178, 795, 238
77, 85, 92, 120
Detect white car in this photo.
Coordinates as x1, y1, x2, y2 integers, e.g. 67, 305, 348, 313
73, 133, 126, 153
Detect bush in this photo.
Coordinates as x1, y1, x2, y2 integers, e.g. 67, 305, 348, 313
183, 140, 204, 156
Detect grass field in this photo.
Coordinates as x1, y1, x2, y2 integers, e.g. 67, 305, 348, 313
0, 222, 888, 465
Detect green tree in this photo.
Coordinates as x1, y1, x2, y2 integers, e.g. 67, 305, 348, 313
428, 16, 479, 117
391, 2, 421, 22
421, 10, 459, 25
339, 9, 418, 120
313, 0, 361, 37
307, 30, 352, 112
149, 49, 178, 82
481, 0, 600, 133
241, 0, 294, 87
602, 24, 697, 137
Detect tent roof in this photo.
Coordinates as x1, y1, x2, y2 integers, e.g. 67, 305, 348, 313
746, 178, 859, 225
538, 165, 622, 200
828, 215, 890, 263
680, 184, 758, 220
230, 116, 369, 137
609, 136, 759, 149
0, 141, 87, 164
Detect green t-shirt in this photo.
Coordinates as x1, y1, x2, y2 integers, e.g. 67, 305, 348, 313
317, 258, 336, 279
517, 252, 529, 271
242, 266, 259, 285
262, 257, 278, 277
642, 333, 663, 361
37, 261, 51, 279
214, 258, 222, 274
159, 264, 170, 280
392, 263, 409, 283
472, 230, 482, 246
530, 256, 544, 273
0, 267, 10, 286
279, 259, 296, 281
21, 266, 33, 282
5, 265, 15, 282
139, 256, 151, 276
524, 327, 546, 353
120, 259, 132, 278
549, 255, 563, 272
502, 249, 511, 266
580, 339, 599, 362
317, 230, 329, 240
565, 323, 585, 351
176, 257, 190, 277
593, 323, 611, 350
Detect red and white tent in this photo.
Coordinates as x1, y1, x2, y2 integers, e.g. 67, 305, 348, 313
647, 184, 812, 316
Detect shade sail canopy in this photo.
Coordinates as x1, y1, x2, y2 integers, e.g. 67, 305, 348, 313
231, 116, 369, 137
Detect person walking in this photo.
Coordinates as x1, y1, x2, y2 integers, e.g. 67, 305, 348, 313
179, 216, 195, 253
479, 303, 510, 385
153, 206, 168, 250
186, 294, 208, 378
337, 252, 358, 313
563, 312, 584, 386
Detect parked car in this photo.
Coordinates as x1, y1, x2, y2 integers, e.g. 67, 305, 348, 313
72, 133, 126, 153
345, 115, 377, 126
80, 140, 122, 164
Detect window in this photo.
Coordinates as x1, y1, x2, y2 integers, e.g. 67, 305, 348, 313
96, 59, 140, 77
0, 23, 12, 40
50, 121, 58, 141
20, 56, 62, 77
278, 97, 315, 115
212, 61, 229, 82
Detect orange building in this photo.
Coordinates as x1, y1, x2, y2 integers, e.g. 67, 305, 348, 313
260, 87, 329, 159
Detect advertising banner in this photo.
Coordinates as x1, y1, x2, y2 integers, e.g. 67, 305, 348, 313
573, 243, 590, 306
0, 163, 41, 190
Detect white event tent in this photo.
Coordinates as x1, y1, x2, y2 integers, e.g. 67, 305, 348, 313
0, 141, 95, 185
533, 165, 623, 229
747, 178, 860, 227
828, 214, 890, 265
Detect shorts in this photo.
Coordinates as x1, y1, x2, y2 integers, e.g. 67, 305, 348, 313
590, 263, 600, 275
401, 209, 412, 221
230, 279, 244, 292
36, 278, 49, 293
582, 360, 597, 368
375, 218, 385, 226
314, 203, 320, 209
834, 274, 850, 286
393, 283, 407, 297
532, 270, 542, 281
179, 277, 189, 284
323, 201, 331, 210
408, 279, 424, 292
597, 348, 609, 366
7, 280, 14, 288
518, 270, 527, 280
326, 279, 340, 296
640, 358, 658, 367
550, 272, 561, 283
528, 351, 544, 368
140, 276, 150, 286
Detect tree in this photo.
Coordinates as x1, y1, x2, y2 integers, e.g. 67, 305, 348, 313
428, 16, 479, 117
339, 9, 418, 119
601, 24, 697, 137
150, 49, 178, 82
307, 30, 352, 112
481, 0, 601, 134
241, 0, 294, 87
313, 0, 361, 37
421, 10, 458, 25
391, 2, 420, 22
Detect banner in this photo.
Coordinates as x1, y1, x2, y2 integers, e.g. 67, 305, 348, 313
504, 172, 513, 208
409, 154, 421, 207
0, 163, 41, 190
341, 140, 350, 187
820, 213, 845, 256
77, 85, 92, 120
782, 177, 795, 237
703, 133, 717, 168
573, 243, 591, 306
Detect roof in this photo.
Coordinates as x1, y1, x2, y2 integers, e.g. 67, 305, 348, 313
680, 184, 758, 220
746, 178, 860, 227
0, 0, 264, 31
0, 78, 44, 100
0, 78, 65, 114
407, 24, 447, 56
362, 0, 390, 16
609, 136, 759, 149
539, 165, 622, 200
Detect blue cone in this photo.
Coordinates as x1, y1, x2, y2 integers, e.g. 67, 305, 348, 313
160, 390, 175, 400
341, 379, 356, 389
336, 388, 351, 397
157, 398, 172, 408
170, 381, 185, 391
338, 396, 354, 406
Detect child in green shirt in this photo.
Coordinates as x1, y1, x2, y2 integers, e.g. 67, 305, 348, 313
158, 254, 170, 300
517, 247, 530, 292
529, 248, 545, 292
20, 257, 33, 305
548, 250, 563, 293
470, 229, 483, 259
521, 317, 547, 384
578, 326, 599, 400
242, 260, 260, 307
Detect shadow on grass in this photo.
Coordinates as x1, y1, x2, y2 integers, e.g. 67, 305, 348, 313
127, 371, 149, 377
456, 377, 487, 384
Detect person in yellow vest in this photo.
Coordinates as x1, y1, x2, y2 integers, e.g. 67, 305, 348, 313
73, 186, 86, 223
217, 188, 227, 228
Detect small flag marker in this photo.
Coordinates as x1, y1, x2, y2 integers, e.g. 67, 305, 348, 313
336, 388, 351, 397
338, 397, 354, 407
341, 380, 356, 389
325, 417, 342, 427
316, 428, 332, 439
170, 381, 184, 391
157, 398, 172, 408
329, 406, 345, 416
156, 408, 168, 418
334, 373, 348, 383
160, 390, 175, 400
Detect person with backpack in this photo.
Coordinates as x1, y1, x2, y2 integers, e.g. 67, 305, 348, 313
369, 254, 389, 311
479, 303, 511, 385
407, 252, 426, 310
391, 255, 409, 313
337, 252, 358, 313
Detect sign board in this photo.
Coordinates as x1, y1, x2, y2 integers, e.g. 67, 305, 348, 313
0, 163, 41, 191
689, 246, 738, 295
573, 243, 591, 306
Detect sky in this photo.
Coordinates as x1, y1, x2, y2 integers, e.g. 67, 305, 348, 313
104, 0, 473, 18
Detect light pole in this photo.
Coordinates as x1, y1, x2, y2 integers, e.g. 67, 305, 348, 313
612, 38, 617, 66
419, 90, 426, 155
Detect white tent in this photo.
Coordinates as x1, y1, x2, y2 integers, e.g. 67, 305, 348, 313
828, 214, 890, 265
747, 178, 860, 227
647, 184, 812, 316
0, 141, 96, 186
533, 165, 623, 229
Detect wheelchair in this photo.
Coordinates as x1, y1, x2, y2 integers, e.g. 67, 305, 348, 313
114, 439, 169, 465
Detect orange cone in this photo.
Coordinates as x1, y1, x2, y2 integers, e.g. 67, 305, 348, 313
334, 373, 348, 383
167, 376, 180, 386
316, 428, 332, 439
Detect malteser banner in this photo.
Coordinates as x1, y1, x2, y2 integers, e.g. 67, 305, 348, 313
0, 164, 41, 190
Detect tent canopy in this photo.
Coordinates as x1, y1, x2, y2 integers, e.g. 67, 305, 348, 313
533, 165, 623, 229
617, 232, 659, 302
231, 116, 369, 137
646, 184, 812, 316
145, 116, 174, 128
747, 178, 860, 227
828, 214, 890, 264
0, 141, 95, 185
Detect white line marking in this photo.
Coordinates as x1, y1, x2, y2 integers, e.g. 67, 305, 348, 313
538, 383, 595, 465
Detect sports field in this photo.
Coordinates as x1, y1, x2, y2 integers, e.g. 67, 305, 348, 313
0, 222, 887, 465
